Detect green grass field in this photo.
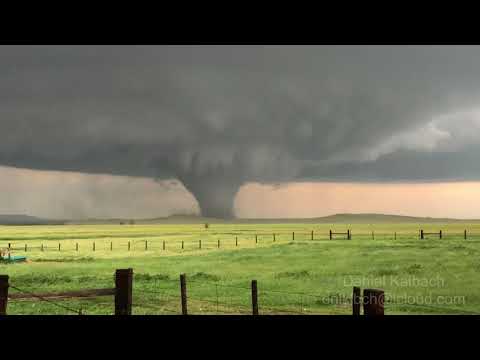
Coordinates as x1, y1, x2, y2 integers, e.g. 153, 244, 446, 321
1, 221, 480, 315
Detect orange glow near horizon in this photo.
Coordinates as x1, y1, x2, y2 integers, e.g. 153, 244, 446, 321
2, 166, 480, 219
235, 182, 480, 219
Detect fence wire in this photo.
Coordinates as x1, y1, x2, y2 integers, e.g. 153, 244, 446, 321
7, 279, 480, 315
3, 230, 480, 254
9, 285, 84, 315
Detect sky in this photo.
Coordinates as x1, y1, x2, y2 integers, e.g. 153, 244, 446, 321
1, 45, 480, 219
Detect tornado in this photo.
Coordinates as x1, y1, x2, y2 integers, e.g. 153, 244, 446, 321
171, 149, 247, 218
178, 174, 242, 218
2, 46, 480, 219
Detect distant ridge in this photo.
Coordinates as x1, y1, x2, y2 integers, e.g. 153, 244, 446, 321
0, 214, 65, 225
68, 214, 230, 225
63, 213, 480, 224
305, 213, 480, 224
237, 213, 480, 224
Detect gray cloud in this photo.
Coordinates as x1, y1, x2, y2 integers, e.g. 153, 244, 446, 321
1, 45, 480, 217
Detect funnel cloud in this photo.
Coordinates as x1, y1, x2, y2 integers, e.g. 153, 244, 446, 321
1, 46, 480, 218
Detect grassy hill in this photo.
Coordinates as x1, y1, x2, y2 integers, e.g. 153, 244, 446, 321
309, 213, 480, 224
0, 214, 65, 225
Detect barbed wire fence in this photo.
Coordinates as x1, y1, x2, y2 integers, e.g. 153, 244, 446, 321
3, 270, 480, 315
2, 228, 480, 255
8, 284, 84, 314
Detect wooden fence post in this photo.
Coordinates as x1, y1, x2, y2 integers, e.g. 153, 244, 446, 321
372, 231, 374, 240
145, 241, 148, 251
394, 232, 397, 240
163, 241, 165, 250
217, 239, 220, 248
255, 235, 258, 244
115, 268, 133, 315
363, 289, 384, 316
128, 241, 130, 251
180, 274, 188, 315
0, 275, 9, 315
329, 230, 332, 240
25, 244, 27, 252
311, 230, 313, 240
76, 243, 78, 251
182, 241, 184, 250
59, 243, 61, 251
41, 244, 44, 252
0, 275, 8, 315
251, 280, 258, 315
235, 237, 238, 247
199, 240, 201, 249
352, 286, 361, 316
465, 230, 467, 240
110, 242, 113, 251
292, 232, 295, 241
273, 234, 275, 242
348, 230, 351, 240
420, 229, 424, 239
439, 230, 442, 239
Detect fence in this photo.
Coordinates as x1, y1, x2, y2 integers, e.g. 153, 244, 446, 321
2, 228, 476, 256
4, 269, 480, 315
0, 269, 132, 315
420, 229, 442, 239
0, 268, 386, 316
330, 230, 351, 240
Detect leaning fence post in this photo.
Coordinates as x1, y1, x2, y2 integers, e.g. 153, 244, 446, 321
251, 280, 259, 315
0, 275, 9, 315
115, 268, 133, 315
352, 286, 361, 316
180, 274, 188, 315
363, 289, 384, 316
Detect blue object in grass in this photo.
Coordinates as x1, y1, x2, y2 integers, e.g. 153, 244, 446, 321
0, 255, 27, 263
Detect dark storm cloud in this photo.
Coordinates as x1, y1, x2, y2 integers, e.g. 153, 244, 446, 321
1, 45, 480, 217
